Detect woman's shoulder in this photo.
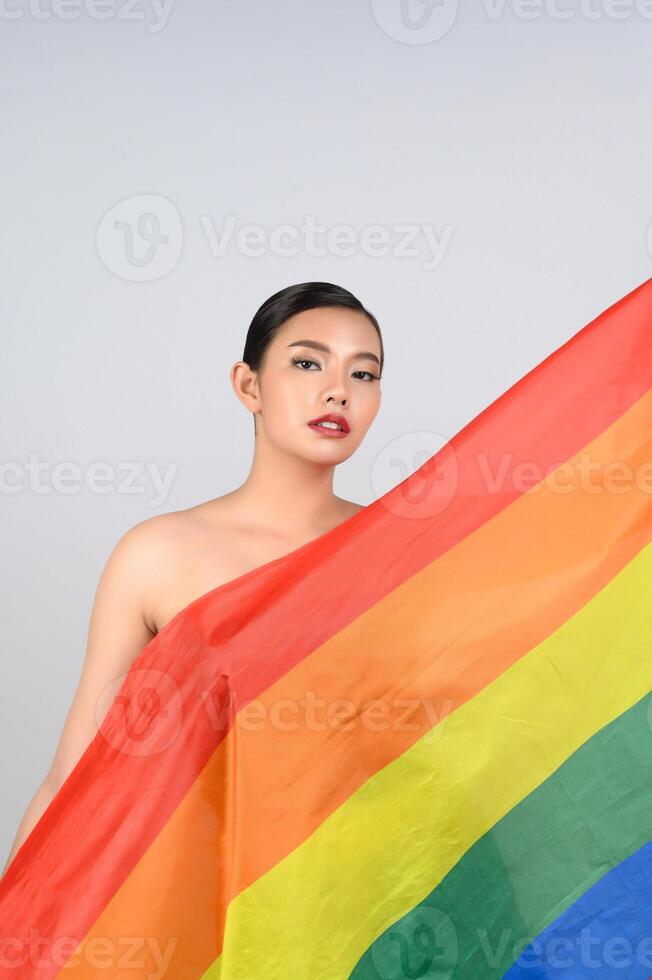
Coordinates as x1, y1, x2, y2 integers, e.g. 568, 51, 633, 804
118, 497, 253, 632
115, 494, 367, 633
120, 494, 365, 558
120, 499, 240, 572
117, 506, 202, 562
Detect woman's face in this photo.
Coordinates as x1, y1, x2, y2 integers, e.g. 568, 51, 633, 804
238, 306, 382, 462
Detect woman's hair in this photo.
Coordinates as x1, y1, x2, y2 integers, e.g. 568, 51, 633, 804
242, 281, 384, 377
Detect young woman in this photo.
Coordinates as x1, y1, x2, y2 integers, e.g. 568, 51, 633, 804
2, 280, 384, 877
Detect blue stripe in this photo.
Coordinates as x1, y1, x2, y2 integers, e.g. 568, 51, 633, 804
504, 838, 652, 979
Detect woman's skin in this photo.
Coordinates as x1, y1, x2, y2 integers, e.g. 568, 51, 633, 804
1, 305, 382, 877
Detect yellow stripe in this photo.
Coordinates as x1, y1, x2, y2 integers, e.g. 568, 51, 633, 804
204, 541, 652, 979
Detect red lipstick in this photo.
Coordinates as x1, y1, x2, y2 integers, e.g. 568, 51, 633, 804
307, 413, 350, 438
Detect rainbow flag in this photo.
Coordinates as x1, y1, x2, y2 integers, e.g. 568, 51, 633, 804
1, 279, 652, 978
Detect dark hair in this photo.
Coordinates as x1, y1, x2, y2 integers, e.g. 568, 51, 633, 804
242, 281, 384, 377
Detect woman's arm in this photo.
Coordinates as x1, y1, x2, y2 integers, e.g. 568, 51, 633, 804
1, 519, 163, 880
1, 778, 59, 878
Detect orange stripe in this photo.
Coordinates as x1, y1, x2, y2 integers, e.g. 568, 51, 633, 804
66, 387, 652, 977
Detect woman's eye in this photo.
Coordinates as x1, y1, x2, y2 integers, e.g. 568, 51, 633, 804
292, 358, 319, 370
353, 370, 379, 382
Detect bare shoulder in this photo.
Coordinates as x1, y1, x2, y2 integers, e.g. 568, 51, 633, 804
123, 497, 247, 632
111, 506, 210, 630
115, 495, 368, 635
118, 507, 197, 560
108, 510, 189, 587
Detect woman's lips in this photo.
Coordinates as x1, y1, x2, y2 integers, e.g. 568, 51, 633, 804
307, 422, 349, 439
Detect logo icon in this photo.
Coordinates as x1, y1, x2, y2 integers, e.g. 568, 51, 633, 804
369, 904, 458, 977
96, 666, 183, 756
371, 0, 459, 44
96, 193, 183, 282
372, 429, 459, 520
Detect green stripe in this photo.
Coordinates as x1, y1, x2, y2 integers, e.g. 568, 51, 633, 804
349, 692, 652, 980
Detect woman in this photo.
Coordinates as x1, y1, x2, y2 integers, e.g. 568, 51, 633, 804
1, 280, 384, 877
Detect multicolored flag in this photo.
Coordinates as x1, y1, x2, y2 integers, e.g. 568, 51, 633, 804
1, 278, 651, 978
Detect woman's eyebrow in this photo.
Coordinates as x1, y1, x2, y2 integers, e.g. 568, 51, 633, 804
286, 339, 380, 367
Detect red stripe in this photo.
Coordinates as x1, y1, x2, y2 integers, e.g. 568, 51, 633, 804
1, 277, 651, 976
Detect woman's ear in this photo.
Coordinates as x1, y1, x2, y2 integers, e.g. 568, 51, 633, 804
230, 360, 260, 416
